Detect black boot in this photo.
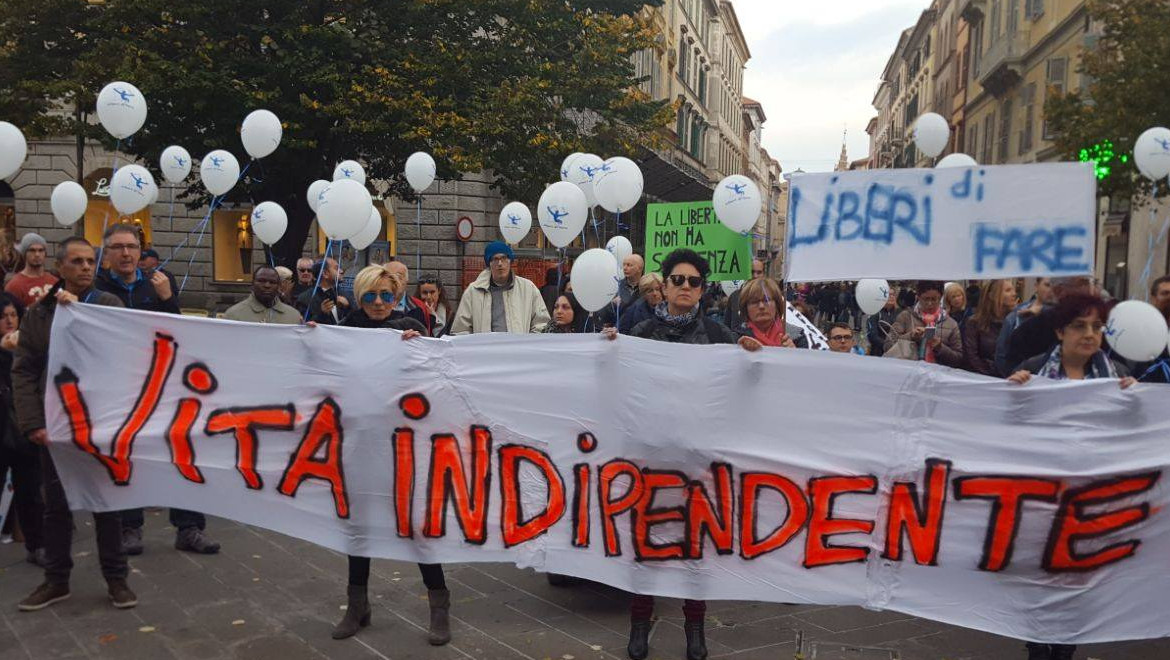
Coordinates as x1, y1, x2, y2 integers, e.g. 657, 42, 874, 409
427, 588, 451, 645
331, 585, 370, 639
627, 620, 651, 660
1025, 642, 1051, 660
1049, 644, 1076, 660
685, 620, 707, 660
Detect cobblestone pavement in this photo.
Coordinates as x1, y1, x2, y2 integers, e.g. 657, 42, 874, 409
1, 512, 1166, 660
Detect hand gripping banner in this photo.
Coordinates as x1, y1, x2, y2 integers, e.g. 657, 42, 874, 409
46, 304, 1170, 645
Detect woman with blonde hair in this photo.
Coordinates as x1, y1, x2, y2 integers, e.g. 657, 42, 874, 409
944, 282, 970, 326
331, 265, 453, 646
617, 272, 664, 334
962, 279, 1017, 376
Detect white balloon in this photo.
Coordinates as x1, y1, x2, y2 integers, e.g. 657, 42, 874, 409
855, 279, 891, 316
240, 109, 282, 159
96, 82, 147, 140
605, 235, 633, 275
147, 181, 159, 206
318, 179, 373, 241
333, 160, 366, 185
499, 202, 532, 245
350, 208, 383, 250
0, 122, 27, 180
1106, 300, 1169, 362
307, 179, 330, 212
405, 152, 436, 192
109, 165, 157, 216
537, 182, 588, 249
712, 175, 762, 233
594, 157, 644, 214
913, 112, 950, 159
720, 280, 744, 297
571, 248, 620, 313
250, 202, 288, 245
936, 153, 978, 168
159, 145, 192, 184
50, 181, 87, 226
560, 152, 583, 181
200, 150, 240, 196
1133, 127, 1170, 181
568, 153, 604, 208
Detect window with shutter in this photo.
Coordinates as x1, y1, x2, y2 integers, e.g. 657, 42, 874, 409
998, 99, 1013, 162
1019, 83, 1036, 154
1043, 58, 1067, 139
982, 112, 996, 164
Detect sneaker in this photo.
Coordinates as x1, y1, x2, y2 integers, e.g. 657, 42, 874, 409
107, 579, 137, 609
25, 548, 47, 567
18, 582, 70, 611
175, 527, 220, 554
121, 527, 144, 556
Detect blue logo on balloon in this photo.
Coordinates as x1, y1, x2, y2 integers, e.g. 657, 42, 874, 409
253, 208, 264, 220
1156, 137, 1170, 152
129, 173, 147, 190
341, 167, 354, 178
727, 182, 747, 196
580, 165, 599, 180
210, 156, 224, 168
173, 155, 187, 167
113, 87, 135, 103
507, 214, 521, 226
547, 207, 567, 226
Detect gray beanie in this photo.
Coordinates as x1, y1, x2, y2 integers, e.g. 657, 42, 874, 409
16, 233, 46, 255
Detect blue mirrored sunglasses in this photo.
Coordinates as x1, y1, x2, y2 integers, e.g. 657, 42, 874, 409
361, 291, 396, 305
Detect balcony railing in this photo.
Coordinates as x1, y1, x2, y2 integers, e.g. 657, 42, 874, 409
978, 30, 1029, 94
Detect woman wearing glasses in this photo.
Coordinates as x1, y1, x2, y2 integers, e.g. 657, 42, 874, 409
604, 249, 757, 660
883, 281, 963, 366
735, 277, 808, 348
332, 265, 453, 646
1005, 292, 1133, 660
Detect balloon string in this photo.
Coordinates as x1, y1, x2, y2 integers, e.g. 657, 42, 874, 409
178, 194, 225, 293
591, 207, 600, 247
557, 248, 565, 293
416, 196, 422, 276
303, 239, 333, 323
95, 139, 123, 269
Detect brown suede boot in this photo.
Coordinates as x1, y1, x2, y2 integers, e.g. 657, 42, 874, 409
427, 588, 451, 645
331, 585, 370, 639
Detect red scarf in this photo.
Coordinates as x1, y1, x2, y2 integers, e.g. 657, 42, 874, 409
748, 320, 787, 347
920, 308, 942, 363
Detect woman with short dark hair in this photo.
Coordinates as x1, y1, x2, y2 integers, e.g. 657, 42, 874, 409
883, 280, 963, 365
1008, 293, 1135, 388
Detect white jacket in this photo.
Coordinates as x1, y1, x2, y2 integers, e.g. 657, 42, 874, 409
450, 270, 550, 335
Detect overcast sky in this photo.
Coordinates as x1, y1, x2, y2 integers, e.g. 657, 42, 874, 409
734, 0, 927, 174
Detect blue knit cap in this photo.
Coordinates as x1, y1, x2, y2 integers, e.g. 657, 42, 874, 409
484, 241, 514, 267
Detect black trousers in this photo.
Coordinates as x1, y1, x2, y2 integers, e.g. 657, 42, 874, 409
347, 556, 446, 590
40, 447, 127, 584
120, 506, 205, 531
0, 441, 42, 552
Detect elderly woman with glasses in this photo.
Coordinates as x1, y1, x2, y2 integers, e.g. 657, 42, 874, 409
735, 277, 808, 348
331, 265, 453, 646
883, 280, 963, 365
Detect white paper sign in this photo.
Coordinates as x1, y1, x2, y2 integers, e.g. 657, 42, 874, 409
44, 304, 1170, 645
784, 163, 1096, 282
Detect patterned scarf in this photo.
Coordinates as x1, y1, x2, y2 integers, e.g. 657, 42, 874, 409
915, 303, 946, 363
654, 302, 698, 328
1036, 345, 1119, 380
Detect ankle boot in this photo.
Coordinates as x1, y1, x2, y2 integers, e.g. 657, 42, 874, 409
684, 620, 707, 660
627, 620, 651, 660
427, 588, 451, 645
332, 585, 370, 639
1049, 645, 1076, 660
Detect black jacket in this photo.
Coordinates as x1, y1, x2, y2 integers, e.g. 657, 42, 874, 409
297, 286, 343, 325
1005, 309, 1057, 374
340, 308, 428, 335
1017, 352, 1130, 379
95, 268, 181, 314
630, 312, 739, 345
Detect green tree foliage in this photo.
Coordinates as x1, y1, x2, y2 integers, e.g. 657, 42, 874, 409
0, 0, 671, 262
1045, 0, 1170, 201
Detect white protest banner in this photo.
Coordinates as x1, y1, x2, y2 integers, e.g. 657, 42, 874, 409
784, 163, 1096, 282
46, 304, 1170, 645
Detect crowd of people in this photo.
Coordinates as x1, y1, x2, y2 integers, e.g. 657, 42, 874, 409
0, 227, 1167, 660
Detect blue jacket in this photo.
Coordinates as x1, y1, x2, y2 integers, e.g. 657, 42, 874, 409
95, 269, 181, 315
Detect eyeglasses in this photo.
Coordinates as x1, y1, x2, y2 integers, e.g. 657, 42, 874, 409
668, 275, 704, 288
830, 335, 853, 342
489, 255, 510, 264
1067, 320, 1105, 334
106, 243, 141, 253
297, 268, 313, 273
361, 291, 396, 305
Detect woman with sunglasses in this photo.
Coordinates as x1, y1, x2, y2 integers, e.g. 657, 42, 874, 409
1006, 292, 1133, 660
332, 265, 454, 646
603, 249, 756, 660
415, 274, 454, 337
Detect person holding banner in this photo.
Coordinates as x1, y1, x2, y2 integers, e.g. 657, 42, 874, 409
14, 237, 137, 612
961, 279, 1018, 376
883, 281, 963, 366
543, 293, 587, 333
96, 224, 220, 557
331, 264, 453, 644
1008, 294, 1135, 391
0, 292, 43, 567
735, 277, 806, 348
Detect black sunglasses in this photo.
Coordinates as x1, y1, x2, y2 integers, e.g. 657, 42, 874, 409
418, 276, 439, 285
668, 274, 704, 288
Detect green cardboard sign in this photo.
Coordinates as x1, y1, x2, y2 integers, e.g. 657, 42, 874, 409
644, 201, 751, 281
